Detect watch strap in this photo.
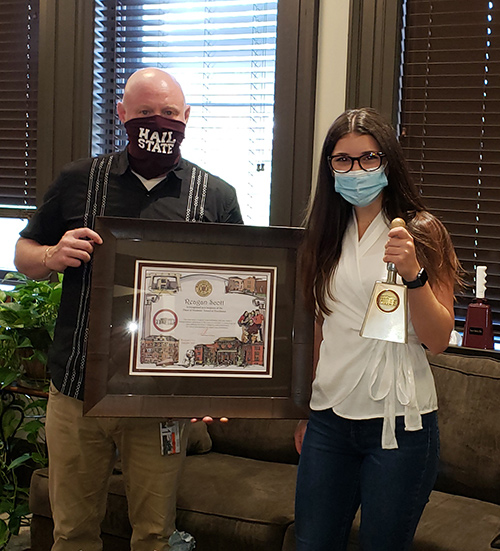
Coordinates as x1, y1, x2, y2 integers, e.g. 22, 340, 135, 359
402, 267, 428, 289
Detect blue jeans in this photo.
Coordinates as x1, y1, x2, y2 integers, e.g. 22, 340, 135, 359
295, 409, 439, 551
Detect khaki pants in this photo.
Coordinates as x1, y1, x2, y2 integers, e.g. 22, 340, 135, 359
45, 384, 187, 551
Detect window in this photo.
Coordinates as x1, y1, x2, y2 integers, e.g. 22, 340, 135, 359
0, 0, 38, 212
93, 0, 280, 226
399, 1, 500, 335
31, 0, 315, 228
0, 1, 37, 284
0, 218, 28, 286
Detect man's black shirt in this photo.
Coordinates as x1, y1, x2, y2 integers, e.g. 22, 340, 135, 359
20, 150, 243, 399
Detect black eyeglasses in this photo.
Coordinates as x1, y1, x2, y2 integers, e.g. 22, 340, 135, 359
327, 152, 386, 174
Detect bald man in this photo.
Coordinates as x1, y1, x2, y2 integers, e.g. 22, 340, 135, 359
14, 68, 243, 551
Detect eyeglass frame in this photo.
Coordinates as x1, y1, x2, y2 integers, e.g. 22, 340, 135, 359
327, 152, 387, 174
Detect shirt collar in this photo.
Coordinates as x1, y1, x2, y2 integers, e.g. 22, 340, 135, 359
113, 148, 189, 184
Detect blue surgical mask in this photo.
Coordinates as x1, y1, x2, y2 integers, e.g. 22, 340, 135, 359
334, 166, 388, 207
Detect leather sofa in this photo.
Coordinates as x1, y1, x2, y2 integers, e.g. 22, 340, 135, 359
28, 349, 500, 550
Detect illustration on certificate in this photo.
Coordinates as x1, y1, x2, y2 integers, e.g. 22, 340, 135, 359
129, 261, 276, 377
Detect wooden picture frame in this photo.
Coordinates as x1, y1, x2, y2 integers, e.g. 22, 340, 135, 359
84, 217, 313, 418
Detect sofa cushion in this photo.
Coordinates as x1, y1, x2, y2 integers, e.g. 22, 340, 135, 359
176, 510, 292, 551
427, 350, 500, 505
176, 452, 297, 551
178, 452, 296, 524
186, 421, 212, 455
413, 490, 500, 551
208, 419, 299, 464
346, 490, 500, 551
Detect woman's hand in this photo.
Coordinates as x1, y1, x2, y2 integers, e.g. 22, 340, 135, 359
383, 225, 421, 282
383, 223, 455, 354
294, 420, 308, 454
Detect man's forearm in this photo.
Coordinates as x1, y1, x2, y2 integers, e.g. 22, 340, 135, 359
14, 238, 53, 280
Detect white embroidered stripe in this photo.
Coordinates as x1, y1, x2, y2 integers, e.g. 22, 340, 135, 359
185, 167, 196, 221
74, 154, 113, 398
67, 158, 106, 393
62, 155, 113, 398
192, 170, 202, 221
61, 156, 100, 393
199, 172, 208, 221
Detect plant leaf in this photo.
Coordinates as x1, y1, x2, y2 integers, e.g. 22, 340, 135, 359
0, 369, 22, 389
8, 513, 21, 535
22, 419, 44, 434
0, 518, 8, 545
30, 452, 48, 466
23, 399, 48, 412
7, 453, 31, 471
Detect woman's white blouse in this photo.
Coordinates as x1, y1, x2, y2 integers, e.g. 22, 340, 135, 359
310, 210, 438, 449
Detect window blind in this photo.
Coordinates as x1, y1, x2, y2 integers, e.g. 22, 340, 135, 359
93, 0, 278, 226
399, 0, 500, 333
0, 0, 38, 211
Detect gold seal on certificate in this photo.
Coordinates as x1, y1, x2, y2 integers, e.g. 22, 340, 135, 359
129, 261, 276, 378
195, 279, 213, 297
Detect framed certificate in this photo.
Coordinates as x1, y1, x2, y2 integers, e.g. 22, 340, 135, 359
130, 261, 276, 378
84, 217, 313, 418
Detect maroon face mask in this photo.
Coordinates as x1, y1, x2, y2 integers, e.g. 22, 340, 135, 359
124, 115, 186, 179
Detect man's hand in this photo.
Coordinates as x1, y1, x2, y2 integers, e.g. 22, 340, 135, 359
44, 228, 103, 272
190, 417, 229, 424
15, 228, 103, 280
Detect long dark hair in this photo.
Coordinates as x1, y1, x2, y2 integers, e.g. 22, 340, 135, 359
300, 107, 461, 316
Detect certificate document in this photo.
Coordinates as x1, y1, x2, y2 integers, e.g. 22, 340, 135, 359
129, 261, 276, 377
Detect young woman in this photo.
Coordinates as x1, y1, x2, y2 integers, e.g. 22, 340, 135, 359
295, 108, 461, 551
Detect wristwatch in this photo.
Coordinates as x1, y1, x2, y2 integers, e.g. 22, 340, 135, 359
402, 267, 428, 289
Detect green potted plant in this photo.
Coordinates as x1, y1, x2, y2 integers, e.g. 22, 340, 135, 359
0, 272, 62, 388
0, 272, 62, 547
